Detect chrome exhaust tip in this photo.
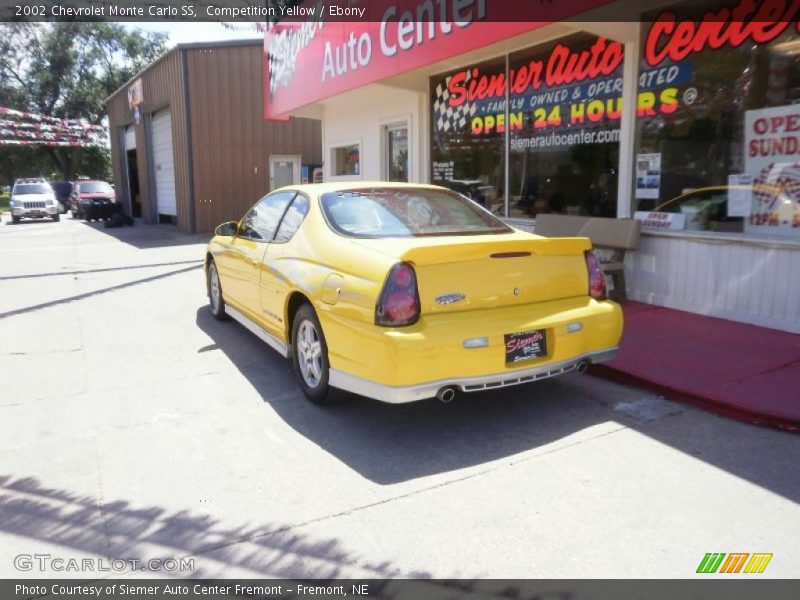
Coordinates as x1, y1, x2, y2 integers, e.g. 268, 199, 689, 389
436, 387, 456, 403
575, 360, 589, 373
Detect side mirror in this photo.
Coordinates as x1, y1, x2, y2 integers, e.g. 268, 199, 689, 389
214, 221, 238, 237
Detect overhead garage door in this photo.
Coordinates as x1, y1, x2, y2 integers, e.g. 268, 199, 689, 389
151, 110, 177, 217
124, 125, 136, 150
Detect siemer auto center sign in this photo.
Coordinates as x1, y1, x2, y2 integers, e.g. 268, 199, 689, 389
263, 0, 613, 119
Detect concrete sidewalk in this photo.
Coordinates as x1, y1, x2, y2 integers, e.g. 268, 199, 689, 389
593, 301, 800, 432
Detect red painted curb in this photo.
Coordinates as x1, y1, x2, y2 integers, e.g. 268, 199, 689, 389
589, 364, 800, 434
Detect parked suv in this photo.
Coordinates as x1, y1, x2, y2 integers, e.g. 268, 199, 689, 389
9, 179, 60, 223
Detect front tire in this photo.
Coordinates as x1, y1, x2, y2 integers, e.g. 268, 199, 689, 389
291, 304, 342, 405
12, 215, 20, 224
52, 214, 60, 222
207, 260, 228, 321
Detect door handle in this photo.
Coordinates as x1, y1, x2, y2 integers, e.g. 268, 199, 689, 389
251, 260, 259, 268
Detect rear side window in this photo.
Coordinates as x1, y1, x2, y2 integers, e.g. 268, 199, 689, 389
274, 195, 310, 243
239, 191, 295, 241
77, 182, 112, 194
320, 187, 512, 238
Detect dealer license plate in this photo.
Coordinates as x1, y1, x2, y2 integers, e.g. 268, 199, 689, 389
504, 329, 547, 364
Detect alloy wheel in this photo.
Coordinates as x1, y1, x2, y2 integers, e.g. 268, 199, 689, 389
209, 264, 221, 313
296, 319, 323, 389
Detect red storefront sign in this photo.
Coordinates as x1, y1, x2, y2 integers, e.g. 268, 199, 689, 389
263, 0, 614, 119
264, 0, 800, 120
644, 0, 800, 67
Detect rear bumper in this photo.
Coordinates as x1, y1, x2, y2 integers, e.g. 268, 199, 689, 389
80, 201, 119, 218
321, 295, 623, 403
329, 347, 618, 403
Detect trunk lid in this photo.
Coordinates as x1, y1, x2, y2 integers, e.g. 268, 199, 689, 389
353, 231, 591, 313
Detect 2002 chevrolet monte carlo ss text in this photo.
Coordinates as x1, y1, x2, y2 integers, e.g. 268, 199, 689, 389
205, 182, 623, 404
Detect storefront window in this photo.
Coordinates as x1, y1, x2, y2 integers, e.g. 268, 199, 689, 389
332, 143, 360, 176
430, 36, 621, 219
634, 0, 800, 239
508, 34, 621, 219
430, 56, 505, 215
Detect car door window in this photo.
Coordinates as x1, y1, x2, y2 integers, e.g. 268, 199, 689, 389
274, 195, 310, 243
239, 191, 296, 241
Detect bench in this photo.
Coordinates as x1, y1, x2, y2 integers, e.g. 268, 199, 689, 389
533, 214, 641, 302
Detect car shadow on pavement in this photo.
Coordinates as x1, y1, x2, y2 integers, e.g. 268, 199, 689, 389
195, 308, 611, 486
0, 475, 421, 579
195, 306, 800, 500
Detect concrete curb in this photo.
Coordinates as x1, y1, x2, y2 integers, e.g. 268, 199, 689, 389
589, 364, 800, 434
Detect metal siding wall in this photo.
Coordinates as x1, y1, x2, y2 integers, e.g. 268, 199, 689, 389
626, 235, 800, 334
186, 44, 322, 233
105, 51, 191, 230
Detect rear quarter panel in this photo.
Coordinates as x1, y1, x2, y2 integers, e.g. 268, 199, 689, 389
274, 208, 396, 343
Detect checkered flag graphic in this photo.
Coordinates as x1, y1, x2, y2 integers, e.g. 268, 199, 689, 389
433, 73, 477, 134
755, 162, 800, 209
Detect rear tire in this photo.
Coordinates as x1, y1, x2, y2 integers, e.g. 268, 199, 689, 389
291, 303, 344, 405
207, 260, 228, 321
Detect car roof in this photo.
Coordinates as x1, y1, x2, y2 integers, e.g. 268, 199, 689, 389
280, 181, 445, 196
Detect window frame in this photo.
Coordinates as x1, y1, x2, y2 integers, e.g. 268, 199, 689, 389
237, 190, 299, 242
272, 192, 311, 244
329, 139, 362, 180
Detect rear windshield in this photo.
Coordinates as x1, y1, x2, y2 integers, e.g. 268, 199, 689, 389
78, 182, 112, 194
320, 187, 512, 238
14, 184, 50, 195
51, 182, 72, 194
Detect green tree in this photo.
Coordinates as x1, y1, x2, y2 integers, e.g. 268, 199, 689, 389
0, 22, 167, 182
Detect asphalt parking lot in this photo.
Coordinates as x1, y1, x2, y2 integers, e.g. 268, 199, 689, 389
1, 214, 798, 579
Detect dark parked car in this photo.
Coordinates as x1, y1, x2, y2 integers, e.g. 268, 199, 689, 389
70, 180, 119, 221
50, 181, 73, 214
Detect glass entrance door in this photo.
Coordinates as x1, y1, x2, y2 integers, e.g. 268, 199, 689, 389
386, 124, 409, 182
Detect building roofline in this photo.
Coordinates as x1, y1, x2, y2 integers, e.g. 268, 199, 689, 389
104, 38, 263, 105
175, 38, 263, 51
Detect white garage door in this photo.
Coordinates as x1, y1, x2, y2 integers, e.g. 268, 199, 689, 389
124, 125, 136, 150
151, 110, 177, 217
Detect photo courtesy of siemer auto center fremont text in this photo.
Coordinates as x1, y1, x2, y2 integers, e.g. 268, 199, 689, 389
0, 0, 798, 598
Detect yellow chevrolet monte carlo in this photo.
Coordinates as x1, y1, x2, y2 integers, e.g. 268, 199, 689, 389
205, 182, 622, 405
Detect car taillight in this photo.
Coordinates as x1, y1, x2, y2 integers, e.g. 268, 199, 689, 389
375, 262, 420, 327
585, 251, 607, 300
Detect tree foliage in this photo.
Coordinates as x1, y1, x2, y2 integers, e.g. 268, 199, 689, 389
0, 22, 167, 184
